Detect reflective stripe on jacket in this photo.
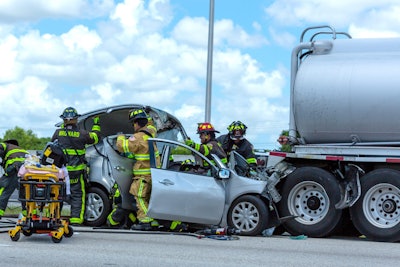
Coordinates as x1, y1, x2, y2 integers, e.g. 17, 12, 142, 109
0, 142, 28, 170
116, 124, 160, 176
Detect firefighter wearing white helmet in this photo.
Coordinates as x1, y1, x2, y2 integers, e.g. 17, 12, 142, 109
217, 121, 257, 168
185, 122, 227, 165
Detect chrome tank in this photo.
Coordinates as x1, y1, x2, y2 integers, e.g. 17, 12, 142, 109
293, 37, 400, 144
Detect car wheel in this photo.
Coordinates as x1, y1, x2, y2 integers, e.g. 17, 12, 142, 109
227, 195, 268, 236
84, 187, 111, 227
277, 167, 342, 238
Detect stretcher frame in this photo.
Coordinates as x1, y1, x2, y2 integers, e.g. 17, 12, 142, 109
8, 165, 73, 243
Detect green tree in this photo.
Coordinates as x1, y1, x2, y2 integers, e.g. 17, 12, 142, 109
1, 126, 51, 150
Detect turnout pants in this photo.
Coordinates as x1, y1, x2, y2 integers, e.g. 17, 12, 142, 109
129, 175, 152, 223
68, 170, 86, 224
0, 165, 25, 217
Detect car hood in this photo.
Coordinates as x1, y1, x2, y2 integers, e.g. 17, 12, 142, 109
56, 104, 188, 140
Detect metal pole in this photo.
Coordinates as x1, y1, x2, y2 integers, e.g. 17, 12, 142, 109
205, 0, 214, 122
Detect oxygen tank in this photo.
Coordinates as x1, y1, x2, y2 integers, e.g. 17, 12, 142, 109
292, 37, 400, 144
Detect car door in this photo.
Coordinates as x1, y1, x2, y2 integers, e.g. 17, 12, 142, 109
103, 135, 137, 210
147, 139, 226, 225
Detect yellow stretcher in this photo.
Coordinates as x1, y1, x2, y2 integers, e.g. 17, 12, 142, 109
8, 164, 73, 243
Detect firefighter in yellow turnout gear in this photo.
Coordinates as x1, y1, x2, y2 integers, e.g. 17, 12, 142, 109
117, 108, 186, 231
106, 183, 137, 228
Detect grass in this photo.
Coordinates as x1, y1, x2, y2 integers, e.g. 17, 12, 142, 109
5, 202, 71, 217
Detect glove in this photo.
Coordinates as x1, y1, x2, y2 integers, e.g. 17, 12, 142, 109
185, 139, 195, 147
117, 135, 125, 142
92, 116, 101, 133
93, 116, 100, 125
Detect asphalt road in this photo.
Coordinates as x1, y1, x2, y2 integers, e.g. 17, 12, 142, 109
0, 220, 399, 267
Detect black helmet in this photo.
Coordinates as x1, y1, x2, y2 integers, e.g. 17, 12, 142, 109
128, 109, 148, 122
60, 107, 80, 120
228, 121, 247, 140
4, 139, 19, 146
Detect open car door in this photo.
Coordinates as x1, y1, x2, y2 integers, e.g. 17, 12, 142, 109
147, 139, 226, 225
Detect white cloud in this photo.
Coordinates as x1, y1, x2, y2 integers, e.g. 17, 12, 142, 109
8, 0, 400, 150
0, 34, 20, 82
0, 0, 115, 22
171, 16, 209, 47
0, 0, 289, 150
266, 0, 400, 38
0, 76, 63, 136
172, 16, 268, 49
61, 25, 102, 53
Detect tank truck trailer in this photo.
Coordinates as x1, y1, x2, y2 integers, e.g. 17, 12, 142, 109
263, 25, 400, 242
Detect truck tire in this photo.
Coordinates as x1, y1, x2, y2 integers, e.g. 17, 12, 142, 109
227, 195, 268, 236
277, 167, 342, 237
84, 187, 111, 227
349, 168, 400, 242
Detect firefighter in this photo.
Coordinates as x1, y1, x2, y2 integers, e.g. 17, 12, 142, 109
217, 121, 257, 168
118, 109, 187, 232
0, 140, 28, 219
116, 108, 160, 231
106, 183, 137, 229
185, 122, 227, 166
51, 107, 101, 225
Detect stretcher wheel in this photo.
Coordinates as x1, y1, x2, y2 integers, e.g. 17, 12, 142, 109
64, 226, 74, 238
22, 230, 33, 236
51, 236, 63, 243
10, 231, 20, 242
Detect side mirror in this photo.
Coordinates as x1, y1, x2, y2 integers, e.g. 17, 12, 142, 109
218, 168, 230, 179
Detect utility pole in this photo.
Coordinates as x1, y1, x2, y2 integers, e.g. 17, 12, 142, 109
205, 0, 214, 122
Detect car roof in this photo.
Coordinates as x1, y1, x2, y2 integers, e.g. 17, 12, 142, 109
56, 104, 187, 138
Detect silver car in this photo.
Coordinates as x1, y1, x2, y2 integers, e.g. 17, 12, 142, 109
145, 138, 271, 236
77, 105, 274, 235
72, 105, 187, 227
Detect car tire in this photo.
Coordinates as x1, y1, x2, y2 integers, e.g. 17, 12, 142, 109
227, 195, 268, 236
84, 187, 111, 227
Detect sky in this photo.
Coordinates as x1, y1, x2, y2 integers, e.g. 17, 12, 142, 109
1, 0, 400, 150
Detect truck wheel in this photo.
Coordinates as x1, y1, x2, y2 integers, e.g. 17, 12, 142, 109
84, 187, 111, 227
349, 169, 400, 242
227, 195, 268, 236
277, 167, 342, 237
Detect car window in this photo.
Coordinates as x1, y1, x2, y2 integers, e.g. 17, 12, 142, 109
153, 140, 217, 177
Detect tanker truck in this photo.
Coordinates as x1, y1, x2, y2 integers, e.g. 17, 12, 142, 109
266, 25, 400, 242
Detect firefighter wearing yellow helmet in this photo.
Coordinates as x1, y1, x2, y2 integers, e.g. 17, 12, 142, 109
114, 108, 160, 231
185, 122, 227, 165
217, 121, 257, 168
114, 108, 187, 232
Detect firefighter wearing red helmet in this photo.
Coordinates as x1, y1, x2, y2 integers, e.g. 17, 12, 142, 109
217, 121, 257, 168
185, 122, 227, 165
